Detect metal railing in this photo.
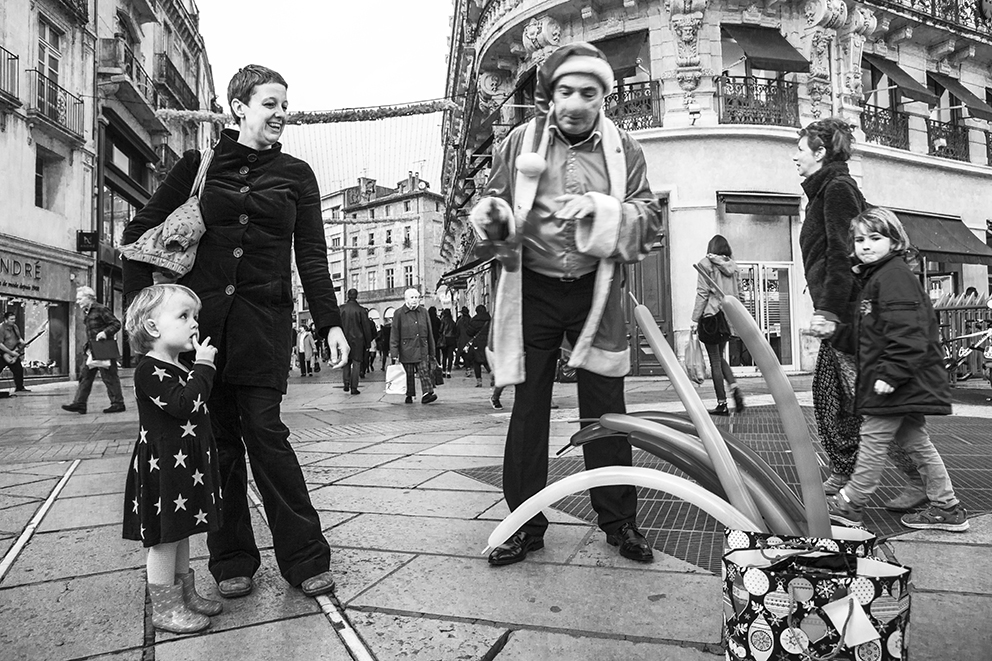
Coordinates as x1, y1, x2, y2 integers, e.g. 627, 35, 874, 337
986, 129, 992, 166
102, 39, 157, 108
0, 45, 17, 101
860, 103, 910, 150
56, 0, 88, 22
887, 0, 991, 36
926, 118, 970, 162
605, 80, 661, 131
716, 75, 800, 127
26, 70, 84, 136
155, 52, 198, 110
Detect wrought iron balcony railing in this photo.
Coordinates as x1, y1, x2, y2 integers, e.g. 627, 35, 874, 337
860, 103, 910, 150
716, 75, 800, 128
101, 39, 158, 109
882, 0, 991, 36
605, 80, 661, 131
926, 118, 970, 162
25, 69, 84, 137
155, 52, 198, 110
0, 45, 18, 101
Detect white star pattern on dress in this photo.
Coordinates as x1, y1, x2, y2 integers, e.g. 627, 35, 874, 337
180, 421, 197, 438
194, 510, 208, 525
152, 366, 169, 381
174, 449, 188, 468
191, 394, 204, 414
179, 377, 187, 387
132, 498, 139, 513
148, 455, 159, 472
139, 427, 148, 444
133, 456, 139, 472
151, 396, 166, 409
191, 469, 204, 486
155, 498, 162, 515
140, 525, 145, 539
174, 494, 187, 511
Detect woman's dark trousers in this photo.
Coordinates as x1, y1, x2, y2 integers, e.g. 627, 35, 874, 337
504, 269, 636, 538
703, 340, 735, 401
206, 382, 329, 587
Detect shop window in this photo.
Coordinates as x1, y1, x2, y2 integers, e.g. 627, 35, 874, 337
0, 298, 69, 376
103, 186, 136, 249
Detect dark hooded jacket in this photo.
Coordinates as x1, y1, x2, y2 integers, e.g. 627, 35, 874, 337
854, 252, 951, 416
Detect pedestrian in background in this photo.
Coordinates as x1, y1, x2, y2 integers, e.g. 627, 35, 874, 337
827, 208, 968, 533
690, 235, 744, 415
795, 117, 923, 511
1, 309, 30, 394
470, 43, 663, 566
339, 288, 370, 394
427, 306, 442, 365
390, 289, 437, 404
62, 286, 126, 414
466, 304, 491, 388
122, 284, 223, 634
376, 320, 391, 371
297, 322, 315, 377
122, 64, 345, 600
364, 313, 377, 376
438, 308, 457, 378
455, 306, 472, 373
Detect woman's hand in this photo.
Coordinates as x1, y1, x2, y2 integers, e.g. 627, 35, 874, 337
690, 322, 698, 332
873, 379, 894, 395
809, 314, 837, 339
96, 331, 107, 341
554, 194, 596, 220
325, 327, 350, 369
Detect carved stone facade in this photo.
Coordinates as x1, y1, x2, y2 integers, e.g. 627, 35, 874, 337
669, 0, 707, 107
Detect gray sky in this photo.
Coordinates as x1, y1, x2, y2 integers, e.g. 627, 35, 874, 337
197, 1, 454, 194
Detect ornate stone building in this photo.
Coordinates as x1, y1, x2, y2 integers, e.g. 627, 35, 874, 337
440, 0, 992, 374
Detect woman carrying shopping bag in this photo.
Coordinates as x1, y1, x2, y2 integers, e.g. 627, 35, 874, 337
691, 235, 744, 415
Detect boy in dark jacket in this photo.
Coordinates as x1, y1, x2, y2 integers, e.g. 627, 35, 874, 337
827, 208, 967, 532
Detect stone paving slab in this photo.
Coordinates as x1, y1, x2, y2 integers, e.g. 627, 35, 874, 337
308, 453, 407, 469
351, 555, 724, 644
157, 613, 350, 661
0, 472, 57, 489
334, 467, 445, 489
0, 567, 146, 661
887, 541, 992, 593
0, 476, 58, 499
910, 592, 992, 661
568, 533, 712, 574
37, 492, 122, 532
327, 546, 416, 602
0, 492, 40, 511
0, 501, 41, 536
497, 629, 719, 660
309, 484, 502, 519
59, 470, 127, 498
301, 464, 365, 487
382, 454, 508, 470
349, 611, 506, 661
417, 471, 502, 492
358, 441, 449, 455
74, 456, 133, 476
476, 500, 590, 526
2, 526, 143, 587
294, 438, 383, 454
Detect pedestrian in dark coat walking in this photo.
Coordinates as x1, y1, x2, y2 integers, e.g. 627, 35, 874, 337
389, 289, 437, 404
466, 305, 492, 387
340, 289, 371, 394
122, 65, 347, 600
61, 286, 126, 414
454, 306, 472, 370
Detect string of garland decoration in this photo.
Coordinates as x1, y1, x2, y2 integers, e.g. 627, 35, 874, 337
324, 216, 436, 225
154, 99, 456, 126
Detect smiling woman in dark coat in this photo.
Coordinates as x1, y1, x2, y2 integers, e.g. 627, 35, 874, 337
122, 64, 347, 601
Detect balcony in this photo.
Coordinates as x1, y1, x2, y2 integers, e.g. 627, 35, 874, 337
883, 0, 992, 36
0, 45, 19, 114
716, 75, 800, 128
155, 53, 198, 111
605, 80, 661, 132
25, 69, 84, 141
99, 39, 160, 125
56, 0, 88, 23
860, 103, 910, 150
927, 118, 970, 162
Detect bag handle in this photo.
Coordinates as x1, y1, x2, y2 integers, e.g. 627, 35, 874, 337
190, 147, 214, 199
785, 586, 855, 661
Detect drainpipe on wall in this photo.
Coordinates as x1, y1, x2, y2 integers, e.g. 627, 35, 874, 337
92, 0, 102, 298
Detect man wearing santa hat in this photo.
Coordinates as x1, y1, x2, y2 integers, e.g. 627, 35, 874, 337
471, 42, 663, 566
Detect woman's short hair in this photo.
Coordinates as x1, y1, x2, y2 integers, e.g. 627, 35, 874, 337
707, 234, 733, 257
799, 117, 855, 163
850, 207, 911, 255
125, 284, 201, 354
227, 64, 288, 121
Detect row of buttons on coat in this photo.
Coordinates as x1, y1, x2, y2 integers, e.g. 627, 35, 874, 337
224, 154, 257, 297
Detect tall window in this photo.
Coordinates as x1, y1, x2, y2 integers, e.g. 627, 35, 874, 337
103, 186, 136, 249
351, 273, 359, 289
404, 226, 411, 247
403, 265, 414, 287
370, 208, 375, 219
404, 200, 411, 212
38, 17, 61, 84
367, 272, 376, 289
385, 229, 393, 244
35, 155, 45, 208
331, 237, 341, 248
368, 231, 375, 245
386, 267, 395, 289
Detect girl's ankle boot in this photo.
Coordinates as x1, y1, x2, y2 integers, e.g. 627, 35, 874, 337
709, 401, 730, 416
476, 378, 483, 388
176, 569, 223, 616
148, 582, 210, 634
730, 386, 745, 412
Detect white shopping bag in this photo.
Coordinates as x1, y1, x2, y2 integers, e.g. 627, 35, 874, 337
384, 364, 406, 395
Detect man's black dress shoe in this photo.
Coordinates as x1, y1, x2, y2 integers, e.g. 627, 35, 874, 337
61, 403, 86, 414
607, 522, 654, 562
488, 531, 544, 566
103, 404, 126, 413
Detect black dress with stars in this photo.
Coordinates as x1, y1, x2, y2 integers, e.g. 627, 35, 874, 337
123, 357, 222, 547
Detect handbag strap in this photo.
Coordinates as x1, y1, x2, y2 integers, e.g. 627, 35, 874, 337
190, 147, 214, 198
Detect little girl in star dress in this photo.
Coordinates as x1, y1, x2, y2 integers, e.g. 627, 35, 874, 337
122, 284, 223, 634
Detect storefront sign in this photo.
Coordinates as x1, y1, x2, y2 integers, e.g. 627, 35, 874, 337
0, 254, 43, 293
77, 231, 98, 252
0, 249, 77, 302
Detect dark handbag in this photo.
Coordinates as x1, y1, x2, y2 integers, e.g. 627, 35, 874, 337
89, 338, 120, 361
698, 310, 731, 345
432, 363, 444, 386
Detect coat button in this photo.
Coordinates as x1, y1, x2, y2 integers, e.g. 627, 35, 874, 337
225, 285, 235, 296
247, 154, 258, 162
233, 248, 244, 258
239, 185, 250, 193
239, 214, 248, 224
239, 166, 249, 175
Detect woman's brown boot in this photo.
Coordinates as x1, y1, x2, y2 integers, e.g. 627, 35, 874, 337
148, 582, 210, 634
176, 569, 223, 616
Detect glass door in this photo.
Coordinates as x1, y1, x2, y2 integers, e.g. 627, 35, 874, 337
730, 262, 796, 372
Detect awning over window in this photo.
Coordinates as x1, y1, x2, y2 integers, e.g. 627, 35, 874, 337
593, 31, 648, 80
721, 24, 810, 73
437, 257, 495, 287
927, 72, 992, 122
721, 193, 800, 216
897, 212, 992, 266
862, 54, 938, 106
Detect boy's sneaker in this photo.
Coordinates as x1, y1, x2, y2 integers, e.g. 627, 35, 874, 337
822, 473, 849, 496
826, 490, 864, 527
901, 503, 969, 532
490, 395, 503, 410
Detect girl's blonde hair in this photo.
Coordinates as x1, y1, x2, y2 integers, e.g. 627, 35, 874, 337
850, 207, 912, 257
125, 284, 201, 354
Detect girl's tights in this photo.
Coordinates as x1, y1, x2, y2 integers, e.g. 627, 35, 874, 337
147, 537, 190, 585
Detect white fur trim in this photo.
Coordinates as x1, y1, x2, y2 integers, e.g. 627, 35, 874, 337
575, 192, 622, 258
469, 197, 514, 241
577, 346, 631, 377
551, 56, 615, 93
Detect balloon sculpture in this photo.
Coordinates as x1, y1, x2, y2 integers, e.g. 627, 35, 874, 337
483, 265, 833, 555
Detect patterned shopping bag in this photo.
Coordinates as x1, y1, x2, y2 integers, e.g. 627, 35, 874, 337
724, 526, 877, 559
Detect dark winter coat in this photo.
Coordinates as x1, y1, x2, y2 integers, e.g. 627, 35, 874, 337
853, 253, 951, 416
339, 299, 371, 361
466, 310, 492, 362
122, 129, 340, 393
390, 305, 435, 364
82, 302, 121, 344
799, 161, 866, 353
455, 312, 473, 347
